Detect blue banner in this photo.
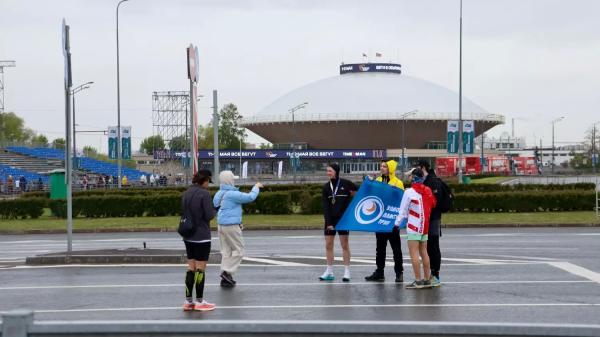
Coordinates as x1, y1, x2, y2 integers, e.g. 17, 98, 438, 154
154, 149, 387, 160
335, 179, 405, 233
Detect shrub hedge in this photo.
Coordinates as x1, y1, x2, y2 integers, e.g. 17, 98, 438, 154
0, 198, 46, 219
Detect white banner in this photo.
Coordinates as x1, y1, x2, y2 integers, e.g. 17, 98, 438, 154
277, 161, 283, 179
242, 161, 248, 179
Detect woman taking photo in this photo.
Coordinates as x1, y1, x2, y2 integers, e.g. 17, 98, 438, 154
181, 170, 216, 312
320, 163, 357, 282
213, 170, 262, 287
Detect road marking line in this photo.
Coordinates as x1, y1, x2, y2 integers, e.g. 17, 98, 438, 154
0, 280, 593, 291
12, 302, 599, 315
1, 262, 544, 270
242, 257, 309, 266
546, 262, 600, 284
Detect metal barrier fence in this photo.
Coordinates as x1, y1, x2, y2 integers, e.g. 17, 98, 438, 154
2, 311, 600, 337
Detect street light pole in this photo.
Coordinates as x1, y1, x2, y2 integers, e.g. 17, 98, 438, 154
116, 0, 129, 189
551, 116, 564, 174
400, 110, 418, 174
457, 0, 464, 184
71, 82, 93, 161
593, 122, 599, 174
289, 102, 308, 184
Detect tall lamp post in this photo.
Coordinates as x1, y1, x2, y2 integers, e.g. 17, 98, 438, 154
593, 121, 600, 174
116, 0, 130, 189
289, 102, 308, 184
400, 110, 418, 174
457, 0, 464, 184
551, 116, 564, 174
71, 81, 93, 161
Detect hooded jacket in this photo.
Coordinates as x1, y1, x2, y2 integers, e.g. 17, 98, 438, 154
376, 160, 405, 190
213, 184, 260, 226
395, 182, 436, 236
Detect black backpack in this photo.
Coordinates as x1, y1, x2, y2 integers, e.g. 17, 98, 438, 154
436, 179, 454, 213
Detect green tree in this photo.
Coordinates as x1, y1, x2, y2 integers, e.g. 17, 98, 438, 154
259, 143, 273, 149
0, 112, 34, 143
52, 138, 66, 150
140, 135, 165, 155
82, 146, 98, 157
169, 135, 187, 151
30, 134, 49, 147
218, 103, 246, 149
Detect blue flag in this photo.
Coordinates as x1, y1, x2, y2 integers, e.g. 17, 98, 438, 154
335, 178, 405, 233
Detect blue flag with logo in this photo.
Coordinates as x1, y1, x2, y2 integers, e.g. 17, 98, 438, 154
335, 178, 405, 233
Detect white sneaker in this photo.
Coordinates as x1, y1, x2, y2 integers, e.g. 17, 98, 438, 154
319, 271, 335, 281
343, 270, 351, 282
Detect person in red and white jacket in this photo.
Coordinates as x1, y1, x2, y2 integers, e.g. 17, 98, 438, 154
395, 168, 437, 289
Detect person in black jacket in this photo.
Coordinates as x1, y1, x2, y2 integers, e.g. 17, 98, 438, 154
320, 163, 357, 282
417, 160, 443, 287
181, 169, 217, 312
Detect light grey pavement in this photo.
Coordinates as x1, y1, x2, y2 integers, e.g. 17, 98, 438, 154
0, 228, 599, 324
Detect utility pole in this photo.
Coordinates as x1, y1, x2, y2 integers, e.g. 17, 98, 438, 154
593, 122, 599, 174
551, 117, 564, 174
457, 0, 464, 184
116, 0, 130, 189
213, 90, 219, 184
400, 110, 418, 174
289, 102, 308, 184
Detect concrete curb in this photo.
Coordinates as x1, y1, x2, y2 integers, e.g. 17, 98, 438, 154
25, 250, 222, 265
2, 311, 600, 337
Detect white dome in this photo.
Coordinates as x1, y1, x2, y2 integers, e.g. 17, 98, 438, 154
243, 72, 502, 124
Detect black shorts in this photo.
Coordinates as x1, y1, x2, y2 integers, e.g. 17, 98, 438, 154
324, 228, 349, 236
184, 241, 211, 261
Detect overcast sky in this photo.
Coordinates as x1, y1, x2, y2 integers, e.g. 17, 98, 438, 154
1, 0, 599, 153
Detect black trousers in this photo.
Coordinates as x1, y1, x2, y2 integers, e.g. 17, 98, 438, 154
375, 227, 403, 274
427, 235, 441, 277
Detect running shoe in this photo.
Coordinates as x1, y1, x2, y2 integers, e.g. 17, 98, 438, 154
182, 301, 194, 311
364, 270, 385, 282
405, 280, 424, 289
220, 271, 236, 285
421, 278, 433, 289
194, 300, 216, 312
319, 273, 335, 281
430, 276, 441, 287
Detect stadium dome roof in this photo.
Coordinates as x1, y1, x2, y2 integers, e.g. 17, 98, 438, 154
242, 68, 503, 125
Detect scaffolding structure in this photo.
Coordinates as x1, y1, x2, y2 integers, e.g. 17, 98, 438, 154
0, 60, 16, 112
152, 91, 190, 147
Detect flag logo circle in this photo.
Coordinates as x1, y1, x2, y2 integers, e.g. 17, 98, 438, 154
354, 196, 385, 225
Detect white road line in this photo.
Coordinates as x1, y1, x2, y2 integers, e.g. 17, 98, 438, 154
0, 262, 543, 270
546, 262, 600, 284
0, 280, 593, 291
242, 257, 309, 266
11, 302, 599, 315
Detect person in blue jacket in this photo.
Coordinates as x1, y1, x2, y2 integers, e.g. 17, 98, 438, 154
213, 170, 262, 287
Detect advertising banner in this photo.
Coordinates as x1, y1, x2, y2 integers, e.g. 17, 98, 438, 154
108, 126, 118, 159
121, 126, 131, 160
447, 121, 459, 154
463, 120, 475, 154
335, 179, 405, 233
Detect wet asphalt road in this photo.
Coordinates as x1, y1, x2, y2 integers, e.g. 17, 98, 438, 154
0, 228, 599, 324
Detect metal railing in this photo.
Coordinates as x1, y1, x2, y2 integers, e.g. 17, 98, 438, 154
2, 311, 600, 337
241, 111, 505, 125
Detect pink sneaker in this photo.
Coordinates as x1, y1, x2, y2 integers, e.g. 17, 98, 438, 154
194, 300, 216, 312
182, 301, 194, 311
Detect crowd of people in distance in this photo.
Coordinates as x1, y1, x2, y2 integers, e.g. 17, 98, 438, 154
179, 158, 448, 312
0, 175, 44, 194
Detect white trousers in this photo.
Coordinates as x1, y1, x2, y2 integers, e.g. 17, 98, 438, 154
218, 225, 245, 274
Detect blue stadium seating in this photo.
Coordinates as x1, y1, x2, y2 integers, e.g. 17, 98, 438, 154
6, 147, 151, 181
0, 163, 49, 185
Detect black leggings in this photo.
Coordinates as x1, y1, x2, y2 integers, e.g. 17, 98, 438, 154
427, 235, 441, 277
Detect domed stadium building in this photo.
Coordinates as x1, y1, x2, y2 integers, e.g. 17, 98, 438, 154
242, 63, 503, 150
208, 63, 505, 178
